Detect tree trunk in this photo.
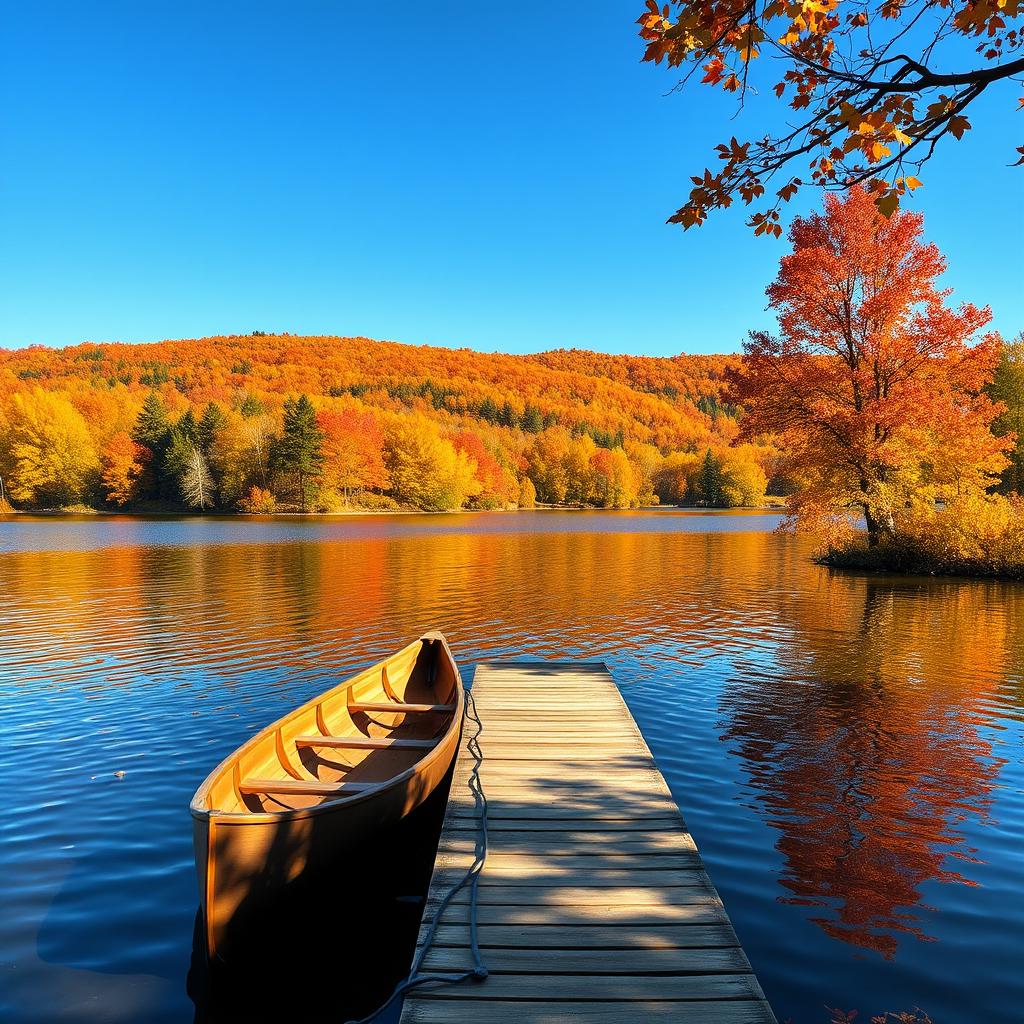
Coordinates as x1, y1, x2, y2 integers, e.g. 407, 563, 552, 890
859, 476, 880, 547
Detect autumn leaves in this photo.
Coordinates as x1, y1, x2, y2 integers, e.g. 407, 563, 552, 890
0, 340, 772, 514
637, 0, 1022, 232
731, 186, 1024, 576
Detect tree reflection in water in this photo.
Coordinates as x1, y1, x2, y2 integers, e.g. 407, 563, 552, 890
719, 573, 1015, 957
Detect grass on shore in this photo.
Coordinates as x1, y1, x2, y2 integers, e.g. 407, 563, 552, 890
817, 532, 1024, 581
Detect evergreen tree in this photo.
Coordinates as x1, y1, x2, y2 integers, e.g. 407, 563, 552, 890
131, 393, 171, 499
478, 397, 499, 424
176, 409, 198, 444
272, 394, 324, 511
239, 394, 265, 419
697, 448, 726, 507
162, 429, 193, 501
132, 392, 171, 453
197, 402, 227, 454
521, 404, 544, 433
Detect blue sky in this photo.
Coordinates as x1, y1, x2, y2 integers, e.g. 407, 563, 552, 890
1, 2, 1021, 355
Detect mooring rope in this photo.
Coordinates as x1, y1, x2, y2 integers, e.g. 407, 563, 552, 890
345, 686, 489, 1024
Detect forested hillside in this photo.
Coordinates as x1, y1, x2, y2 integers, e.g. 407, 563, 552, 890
0, 334, 774, 513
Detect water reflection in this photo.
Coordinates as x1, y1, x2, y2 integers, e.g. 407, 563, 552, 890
720, 573, 1018, 957
0, 513, 1022, 1023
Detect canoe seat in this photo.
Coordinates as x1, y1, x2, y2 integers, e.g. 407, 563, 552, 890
239, 779, 378, 798
348, 701, 455, 714
295, 735, 437, 750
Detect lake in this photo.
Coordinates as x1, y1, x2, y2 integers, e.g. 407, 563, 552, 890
1, 510, 1022, 1023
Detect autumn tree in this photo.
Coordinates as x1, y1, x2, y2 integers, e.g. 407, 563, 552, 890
625, 441, 662, 505
100, 432, 152, 506
591, 447, 641, 508
637, 1, 1024, 234
989, 333, 1024, 494
722, 446, 769, 507
563, 433, 598, 504
449, 430, 518, 509
208, 409, 279, 506
180, 444, 215, 510
384, 415, 480, 511
518, 475, 537, 509
272, 395, 323, 512
1, 389, 98, 506
526, 429, 572, 504
732, 187, 1008, 543
317, 408, 388, 506
653, 451, 702, 504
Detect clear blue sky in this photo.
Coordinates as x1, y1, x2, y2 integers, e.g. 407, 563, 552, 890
1, 2, 1020, 355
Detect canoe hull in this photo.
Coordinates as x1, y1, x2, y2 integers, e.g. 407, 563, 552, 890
191, 633, 463, 960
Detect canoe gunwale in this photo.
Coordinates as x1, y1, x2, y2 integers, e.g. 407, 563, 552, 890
189, 632, 464, 825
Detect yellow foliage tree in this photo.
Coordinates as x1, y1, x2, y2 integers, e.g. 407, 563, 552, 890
384, 415, 481, 511
722, 447, 768, 507
653, 451, 702, 505
1, 389, 98, 506
591, 447, 641, 508
989, 334, 1024, 495
518, 476, 537, 509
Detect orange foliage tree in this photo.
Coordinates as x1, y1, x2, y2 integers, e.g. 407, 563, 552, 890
100, 432, 152, 506
732, 187, 1008, 543
449, 430, 518, 509
317, 408, 388, 506
637, 0, 1024, 233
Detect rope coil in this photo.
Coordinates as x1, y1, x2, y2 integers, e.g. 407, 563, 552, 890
346, 686, 488, 1023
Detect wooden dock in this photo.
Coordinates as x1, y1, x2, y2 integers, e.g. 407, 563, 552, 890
399, 661, 777, 1024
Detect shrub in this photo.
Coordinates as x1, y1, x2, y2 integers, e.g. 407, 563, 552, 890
817, 492, 1024, 579
238, 486, 277, 514
351, 492, 402, 512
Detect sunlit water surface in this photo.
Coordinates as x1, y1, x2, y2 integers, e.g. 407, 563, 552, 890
1, 511, 1022, 1023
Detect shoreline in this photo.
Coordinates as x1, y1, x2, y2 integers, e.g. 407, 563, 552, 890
1, 502, 787, 519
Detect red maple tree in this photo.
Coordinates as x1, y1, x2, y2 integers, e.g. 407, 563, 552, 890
731, 186, 1009, 543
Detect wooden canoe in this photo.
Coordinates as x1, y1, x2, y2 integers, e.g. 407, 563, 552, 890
190, 632, 464, 959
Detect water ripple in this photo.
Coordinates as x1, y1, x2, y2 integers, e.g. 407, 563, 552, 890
1, 511, 1022, 1023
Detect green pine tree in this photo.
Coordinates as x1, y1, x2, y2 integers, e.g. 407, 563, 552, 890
239, 394, 265, 419
162, 429, 193, 502
131, 392, 171, 499
521, 404, 544, 433
197, 402, 227, 454
132, 392, 171, 453
272, 394, 324, 512
697, 448, 726, 507
177, 409, 198, 444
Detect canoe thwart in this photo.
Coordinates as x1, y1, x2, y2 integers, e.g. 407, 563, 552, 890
238, 778, 379, 797
294, 735, 438, 750
348, 701, 456, 714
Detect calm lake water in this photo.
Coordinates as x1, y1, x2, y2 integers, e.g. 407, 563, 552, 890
1, 510, 1022, 1023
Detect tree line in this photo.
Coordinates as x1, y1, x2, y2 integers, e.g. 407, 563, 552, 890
0, 379, 773, 514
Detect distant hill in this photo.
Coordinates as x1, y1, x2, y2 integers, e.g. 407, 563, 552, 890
0, 334, 770, 513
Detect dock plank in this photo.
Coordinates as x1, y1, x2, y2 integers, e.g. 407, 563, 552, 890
399, 661, 776, 1024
